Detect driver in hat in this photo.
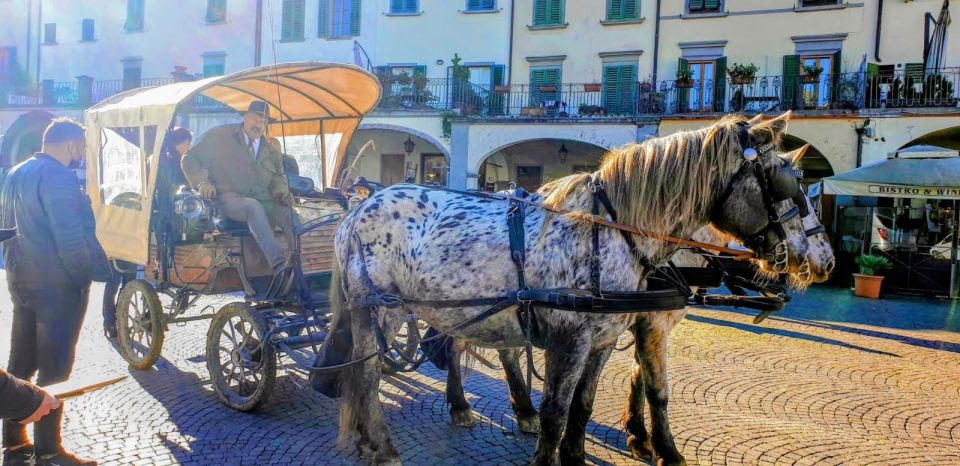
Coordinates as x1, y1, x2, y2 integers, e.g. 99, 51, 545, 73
181, 100, 294, 281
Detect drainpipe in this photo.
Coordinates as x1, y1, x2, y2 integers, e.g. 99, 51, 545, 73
506, 0, 516, 84
255, 0, 263, 66
25, 0, 32, 86
652, 0, 662, 86
874, 0, 883, 62
35, 0, 42, 85
855, 118, 869, 168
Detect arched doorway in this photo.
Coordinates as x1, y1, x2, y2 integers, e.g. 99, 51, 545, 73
781, 134, 835, 185
341, 127, 449, 188
477, 139, 607, 192
0, 110, 55, 168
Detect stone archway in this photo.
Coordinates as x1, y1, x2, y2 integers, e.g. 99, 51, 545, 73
343, 124, 451, 187
0, 110, 55, 168
476, 139, 608, 192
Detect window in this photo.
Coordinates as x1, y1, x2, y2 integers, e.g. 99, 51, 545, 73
202, 53, 226, 77
319, 0, 360, 38
687, 0, 721, 14
43, 23, 56, 44
81, 19, 95, 41
800, 55, 834, 108
533, 0, 563, 26
99, 127, 145, 211
420, 154, 448, 186
206, 0, 227, 23
606, 0, 638, 21
799, 0, 840, 7
529, 66, 561, 108
122, 60, 142, 90
466, 0, 496, 11
125, 0, 145, 32
677, 59, 716, 112
281, 0, 305, 40
0, 48, 15, 80
602, 64, 637, 114
390, 0, 418, 14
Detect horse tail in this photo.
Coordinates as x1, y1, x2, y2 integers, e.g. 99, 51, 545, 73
309, 241, 352, 398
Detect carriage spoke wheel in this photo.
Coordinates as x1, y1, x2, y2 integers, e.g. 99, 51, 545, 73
381, 318, 427, 373
206, 302, 276, 411
116, 280, 165, 370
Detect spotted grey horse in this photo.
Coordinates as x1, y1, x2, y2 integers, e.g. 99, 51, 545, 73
315, 112, 816, 465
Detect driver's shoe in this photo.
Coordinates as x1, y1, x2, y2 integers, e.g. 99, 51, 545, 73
2, 445, 35, 466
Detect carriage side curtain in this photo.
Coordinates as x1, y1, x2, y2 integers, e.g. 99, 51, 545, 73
782, 55, 800, 110
533, 0, 564, 26
713, 56, 727, 112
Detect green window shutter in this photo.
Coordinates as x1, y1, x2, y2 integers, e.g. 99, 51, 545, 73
350, 0, 361, 35
414, 65, 427, 76
782, 55, 800, 110
603, 65, 636, 114
689, 0, 704, 10
904, 62, 925, 85
206, 0, 227, 23
125, 0, 145, 31
713, 56, 727, 112
392, 0, 417, 13
318, 0, 329, 37
490, 65, 506, 115
704, 0, 720, 10
533, 0, 547, 24
534, 0, 562, 25
549, 0, 564, 24
468, 0, 496, 10
282, 0, 304, 40
830, 50, 841, 105
530, 67, 560, 106
866, 62, 880, 108
607, 0, 623, 20
624, 0, 637, 18
677, 58, 690, 111
203, 63, 225, 77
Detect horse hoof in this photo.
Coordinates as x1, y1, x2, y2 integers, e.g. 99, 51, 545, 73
626, 435, 655, 462
450, 408, 478, 427
375, 457, 402, 466
517, 415, 540, 434
656, 457, 687, 466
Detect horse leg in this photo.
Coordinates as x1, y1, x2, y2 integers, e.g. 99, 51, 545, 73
635, 320, 686, 466
498, 348, 539, 434
624, 324, 655, 461
532, 336, 592, 466
338, 307, 400, 465
447, 340, 477, 427
558, 346, 615, 466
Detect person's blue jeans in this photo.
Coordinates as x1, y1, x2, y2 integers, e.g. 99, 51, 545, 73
2, 284, 89, 455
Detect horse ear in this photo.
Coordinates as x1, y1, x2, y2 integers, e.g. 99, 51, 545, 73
780, 144, 810, 165
748, 110, 791, 144
747, 113, 764, 125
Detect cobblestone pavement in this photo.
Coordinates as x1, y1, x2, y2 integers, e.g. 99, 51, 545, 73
2, 274, 959, 465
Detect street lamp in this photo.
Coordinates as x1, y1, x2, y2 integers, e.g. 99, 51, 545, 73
558, 142, 569, 165
403, 136, 416, 155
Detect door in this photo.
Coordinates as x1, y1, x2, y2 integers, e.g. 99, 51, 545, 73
800, 55, 833, 109
689, 61, 715, 112
516, 166, 543, 192
380, 154, 405, 186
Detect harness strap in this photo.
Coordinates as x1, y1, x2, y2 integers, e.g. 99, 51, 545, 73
517, 288, 689, 313
590, 180, 603, 295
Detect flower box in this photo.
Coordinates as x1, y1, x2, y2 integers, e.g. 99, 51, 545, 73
493, 85, 512, 93
731, 77, 755, 85
801, 74, 821, 84
537, 85, 557, 92
583, 83, 602, 92
675, 79, 695, 89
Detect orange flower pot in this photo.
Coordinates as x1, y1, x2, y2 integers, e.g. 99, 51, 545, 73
853, 274, 884, 299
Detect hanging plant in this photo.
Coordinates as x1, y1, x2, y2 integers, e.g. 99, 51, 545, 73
727, 62, 759, 84
676, 68, 695, 88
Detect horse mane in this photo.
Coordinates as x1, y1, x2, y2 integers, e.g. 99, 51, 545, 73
542, 115, 763, 237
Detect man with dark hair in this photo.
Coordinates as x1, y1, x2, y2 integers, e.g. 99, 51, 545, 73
0, 117, 110, 466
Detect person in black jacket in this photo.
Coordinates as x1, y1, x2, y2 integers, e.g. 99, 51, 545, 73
0, 118, 111, 466
0, 369, 59, 426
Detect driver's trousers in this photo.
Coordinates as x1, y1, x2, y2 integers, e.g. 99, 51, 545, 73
219, 192, 286, 269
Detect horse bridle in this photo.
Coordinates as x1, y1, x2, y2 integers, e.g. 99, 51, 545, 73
710, 125, 810, 266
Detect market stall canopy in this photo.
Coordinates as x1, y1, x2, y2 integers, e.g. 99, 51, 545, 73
823, 145, 960, 199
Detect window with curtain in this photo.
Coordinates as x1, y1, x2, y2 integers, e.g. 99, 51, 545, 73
81, 19, 95, 41
390, 0, 418, 14
206, 0, 227, 23
606, 0, 638, 21
324, 0, 360, 38
466, 0, 496, 11
125, 0, 145, 32
687, 0, 721, 14
533, 0, 563, 26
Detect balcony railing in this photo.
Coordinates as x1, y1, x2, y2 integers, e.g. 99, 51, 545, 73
3, 68, 958, 116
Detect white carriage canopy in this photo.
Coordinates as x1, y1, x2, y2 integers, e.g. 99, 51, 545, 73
84, 62, 382, 264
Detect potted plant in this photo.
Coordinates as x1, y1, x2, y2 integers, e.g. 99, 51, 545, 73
493, 84, 512, 93
727, 62, 759, 85
538, 84, 558, 92
676, 68, 695, 88
853, 254, 892, 298
583, 83, 602, 92
801, 63, 824, 83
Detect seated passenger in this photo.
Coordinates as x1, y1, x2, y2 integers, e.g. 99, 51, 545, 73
180, 101, 294, 282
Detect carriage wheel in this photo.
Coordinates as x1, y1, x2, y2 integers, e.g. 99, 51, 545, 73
206, 302, 276, 411
116, 280, 165, 370
381, 317, 425, 373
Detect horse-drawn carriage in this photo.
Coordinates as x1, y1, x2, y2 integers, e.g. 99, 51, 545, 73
87, 62, 384, 409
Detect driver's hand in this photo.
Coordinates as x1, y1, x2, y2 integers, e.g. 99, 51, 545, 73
275, 191, 294, 206
21, 391, 61, 425
197, 182, 217, 199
